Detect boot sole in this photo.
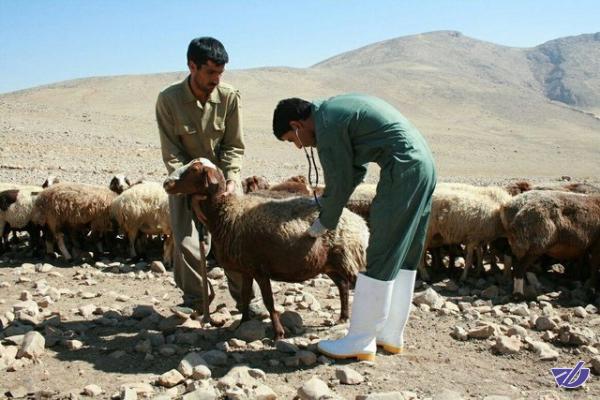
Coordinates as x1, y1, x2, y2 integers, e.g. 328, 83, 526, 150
376, 341, 403, 354
318, 348, 375, 362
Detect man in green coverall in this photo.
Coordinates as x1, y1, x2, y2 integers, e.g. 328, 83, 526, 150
272, 94, 436, 361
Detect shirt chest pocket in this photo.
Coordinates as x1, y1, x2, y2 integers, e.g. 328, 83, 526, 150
177, 123, 197, 136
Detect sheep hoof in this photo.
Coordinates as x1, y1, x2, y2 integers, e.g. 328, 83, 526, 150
511, 292, 525, 302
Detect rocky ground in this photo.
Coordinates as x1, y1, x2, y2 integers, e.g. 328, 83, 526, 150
1, 241, 600, 399
1, 84, 599, 399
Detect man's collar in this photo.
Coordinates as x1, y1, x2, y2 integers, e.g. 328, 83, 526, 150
182, 76, 221, 104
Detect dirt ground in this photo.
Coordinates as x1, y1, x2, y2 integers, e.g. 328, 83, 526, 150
1, 77, 600, 399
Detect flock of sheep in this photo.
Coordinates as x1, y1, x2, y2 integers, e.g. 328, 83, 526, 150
1, 168, 599, 314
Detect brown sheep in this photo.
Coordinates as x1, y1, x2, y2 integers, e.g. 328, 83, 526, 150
500, 191, 600, 299
31, 183, 116, 261
164, 158, 369, 339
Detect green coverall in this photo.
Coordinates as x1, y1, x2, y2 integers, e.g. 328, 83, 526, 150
314, 94, 437, 281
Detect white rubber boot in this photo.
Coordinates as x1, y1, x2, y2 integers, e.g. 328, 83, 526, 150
376, 269, 417, 354
318, 273, 394, 361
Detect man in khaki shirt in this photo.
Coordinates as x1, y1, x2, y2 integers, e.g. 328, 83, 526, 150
157, 37, 260, 314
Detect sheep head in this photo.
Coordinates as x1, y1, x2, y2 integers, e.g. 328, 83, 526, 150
242, 175, 270, 193
164, 158, 224, 196
109, 174, 132, 194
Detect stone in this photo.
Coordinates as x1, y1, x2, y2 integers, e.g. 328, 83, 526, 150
356, 393, 406, 400
207, 267, 224, 279
276, 339, 299, 354
151, 261, 167, 274
192, 365, 212, 380
217, 366, 265, 391
82, 384, 103, 397
36, 263, 54, 273
433, 389, 464, 400
201, 350, 228, 366
297, 350, 318, 366
157, 369, 185, 388
336, 366, 364, 384
413, 288, 445, 309
535, 316, 557, 331
280, 311, 304, 334
65, 340, 84, 350
297, 376, 334, 400
493, 335, 521, 355
481, 285, 499, 299
528, 340, 559, 361
78, 304, 97, 318
235, 320, 266, 342
7, 386, 30, 398
511, 304, 530, 317
227, 338, 247, 350
120, 383, 154, 398
507, 325, 527, 337
467, 324, 497, 339
591, 356, 600, 375
16, 331, 45, 359
254, 384, 277, 400
178, 352, 209, 378
182, 384, 218, 400
574, 306, 587, 318
451, 326, 468, 341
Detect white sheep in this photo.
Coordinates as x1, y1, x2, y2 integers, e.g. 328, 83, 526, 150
423, 184, 512, 281
110, 181, 172, 265
0, 186, 43, 254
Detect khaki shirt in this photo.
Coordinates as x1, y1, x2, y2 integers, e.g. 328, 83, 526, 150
156, 77, 244, 184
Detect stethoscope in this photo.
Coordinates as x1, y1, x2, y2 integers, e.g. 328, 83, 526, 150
296, 128, 322, 210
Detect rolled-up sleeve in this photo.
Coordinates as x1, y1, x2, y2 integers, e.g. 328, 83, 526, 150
157, 94, 186, 174
219, 90, 245, 185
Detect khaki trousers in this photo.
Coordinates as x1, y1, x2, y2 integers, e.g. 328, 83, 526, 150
169, 194, 258, 307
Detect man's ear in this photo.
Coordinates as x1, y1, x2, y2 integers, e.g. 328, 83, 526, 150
187, 60, 197, 73
289, 120, 301, 132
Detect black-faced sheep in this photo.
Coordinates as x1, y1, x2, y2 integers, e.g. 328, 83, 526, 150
500, 191, 600, 299
164, 158, 368, 339
110, 181, 172, 265
31, 183, 116, 260
109, 174, 132, 194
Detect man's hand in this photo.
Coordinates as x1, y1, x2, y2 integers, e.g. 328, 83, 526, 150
221, 180, 236, 197
307, 218, 328, 238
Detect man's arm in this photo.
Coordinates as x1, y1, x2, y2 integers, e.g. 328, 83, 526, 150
157, 94, 187, 174
317, 124, 357, 230
219, 90, 245, 188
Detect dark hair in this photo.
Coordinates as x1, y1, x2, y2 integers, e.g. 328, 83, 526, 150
272, 98, 313, 140
187, 37, 229, 67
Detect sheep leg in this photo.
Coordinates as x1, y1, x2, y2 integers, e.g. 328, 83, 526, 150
240, 274, 254, 323
474, 244, 485, 277
326, 272, 350, 322
526, 271, 543, 292
418, 252, 432, 282
127, 229, 138, 259
198, 235, 211, 324
0, 220, 6, 254
503, 254, 513, 278
163, 235, 173, 268
512, 254, 537, 301
460, 243, 476, 282
254, 275, 284, 340
56, 231, 72, 261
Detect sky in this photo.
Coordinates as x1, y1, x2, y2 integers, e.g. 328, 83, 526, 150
1, 0, 599, 94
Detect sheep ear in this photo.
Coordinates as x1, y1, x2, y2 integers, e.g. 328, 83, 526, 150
206, 168, 220, 185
